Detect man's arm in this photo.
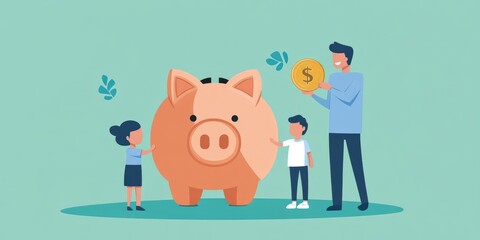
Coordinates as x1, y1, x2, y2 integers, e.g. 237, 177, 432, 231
330, 80, 361, 104
302, 90, 330, 109
312, 92, 330, 109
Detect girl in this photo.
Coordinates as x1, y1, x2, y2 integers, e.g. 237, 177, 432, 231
110, 120, 155, 211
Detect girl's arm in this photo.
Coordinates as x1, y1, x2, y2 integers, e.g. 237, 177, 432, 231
141, 145, 156, 155
269, 138, 283, 147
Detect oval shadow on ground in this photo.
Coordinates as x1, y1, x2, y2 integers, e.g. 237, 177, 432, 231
61, 198, 403, 220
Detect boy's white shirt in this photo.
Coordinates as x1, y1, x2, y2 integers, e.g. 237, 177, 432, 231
282, 138, 311, 167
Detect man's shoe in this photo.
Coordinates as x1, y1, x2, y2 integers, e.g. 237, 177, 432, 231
286, 202, 297, 209
297, 202, 309, 209
326, 205, 342, 211
358, 203, 369, 211
127, 206, 133, 211
136, 206, 146, 211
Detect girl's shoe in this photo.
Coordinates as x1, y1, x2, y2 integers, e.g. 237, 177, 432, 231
127, 206, 133, 211
136, 206, 145, 211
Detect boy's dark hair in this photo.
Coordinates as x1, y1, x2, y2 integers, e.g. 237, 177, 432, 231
329, 41, 354, 65
288, 115, 308, 135
109, 120, 141, 146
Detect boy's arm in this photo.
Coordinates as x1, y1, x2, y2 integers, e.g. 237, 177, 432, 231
269, 138, 283, 147
141, 145, 156, 155
307, 152, 314, 168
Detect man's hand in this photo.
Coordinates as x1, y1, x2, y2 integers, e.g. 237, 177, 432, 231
319, 82, 332, 90
301, 90, 314, 96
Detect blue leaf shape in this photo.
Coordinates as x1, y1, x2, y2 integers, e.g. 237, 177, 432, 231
283, 51, 289, 64
107, 79, 115, 91
276, 62, 284, 71
104, 95, 113, 100
98, 85, 109, 94
102, 75, 108, 85
266, 58, 278, 65
110, 88, 117, 97
270, 51, 283, 62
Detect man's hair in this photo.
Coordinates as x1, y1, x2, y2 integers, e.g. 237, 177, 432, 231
288, 115, 308, 135
329, 41, 354, 65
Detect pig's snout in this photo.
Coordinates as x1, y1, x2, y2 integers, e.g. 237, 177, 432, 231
189, 120, 240, 166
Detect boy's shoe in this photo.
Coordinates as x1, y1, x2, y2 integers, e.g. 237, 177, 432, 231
136, 206, 145, 211
286, 202, 297, 209
127, 206, 133, 211
297, 202, 309, 209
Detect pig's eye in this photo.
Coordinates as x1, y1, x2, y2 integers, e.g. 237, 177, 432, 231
190, 115, 197, 122
231, 115, 238, 122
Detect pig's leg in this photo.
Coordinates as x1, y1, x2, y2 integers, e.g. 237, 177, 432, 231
224, 181, 258, 206
169, 182, 203, 206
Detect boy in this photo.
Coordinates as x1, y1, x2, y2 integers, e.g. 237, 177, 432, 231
270, 115, 314, 209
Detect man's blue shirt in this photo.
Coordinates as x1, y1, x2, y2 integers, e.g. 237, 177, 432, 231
312, 72, 363, 134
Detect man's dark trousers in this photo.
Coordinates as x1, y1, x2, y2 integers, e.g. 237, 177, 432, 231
329, 133, 368, 206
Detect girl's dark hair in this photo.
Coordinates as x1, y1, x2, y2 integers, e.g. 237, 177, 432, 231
109, 120, 141, 146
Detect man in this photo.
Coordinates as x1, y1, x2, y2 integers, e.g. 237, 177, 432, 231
302, 42, 369, 211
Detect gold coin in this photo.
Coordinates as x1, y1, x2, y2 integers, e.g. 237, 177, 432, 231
290, 58, 325, 91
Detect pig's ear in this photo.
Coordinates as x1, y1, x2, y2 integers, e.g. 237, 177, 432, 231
227, 69, 262, 105
168, 69, 201, 105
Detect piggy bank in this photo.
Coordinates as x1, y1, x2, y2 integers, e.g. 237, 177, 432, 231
151, 69, 278, 206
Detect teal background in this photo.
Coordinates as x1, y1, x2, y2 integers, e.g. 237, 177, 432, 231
1, 0, 478, 239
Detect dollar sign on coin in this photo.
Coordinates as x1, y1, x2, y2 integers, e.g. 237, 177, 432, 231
302, 66, 313, 84
291, 59, 325, 91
